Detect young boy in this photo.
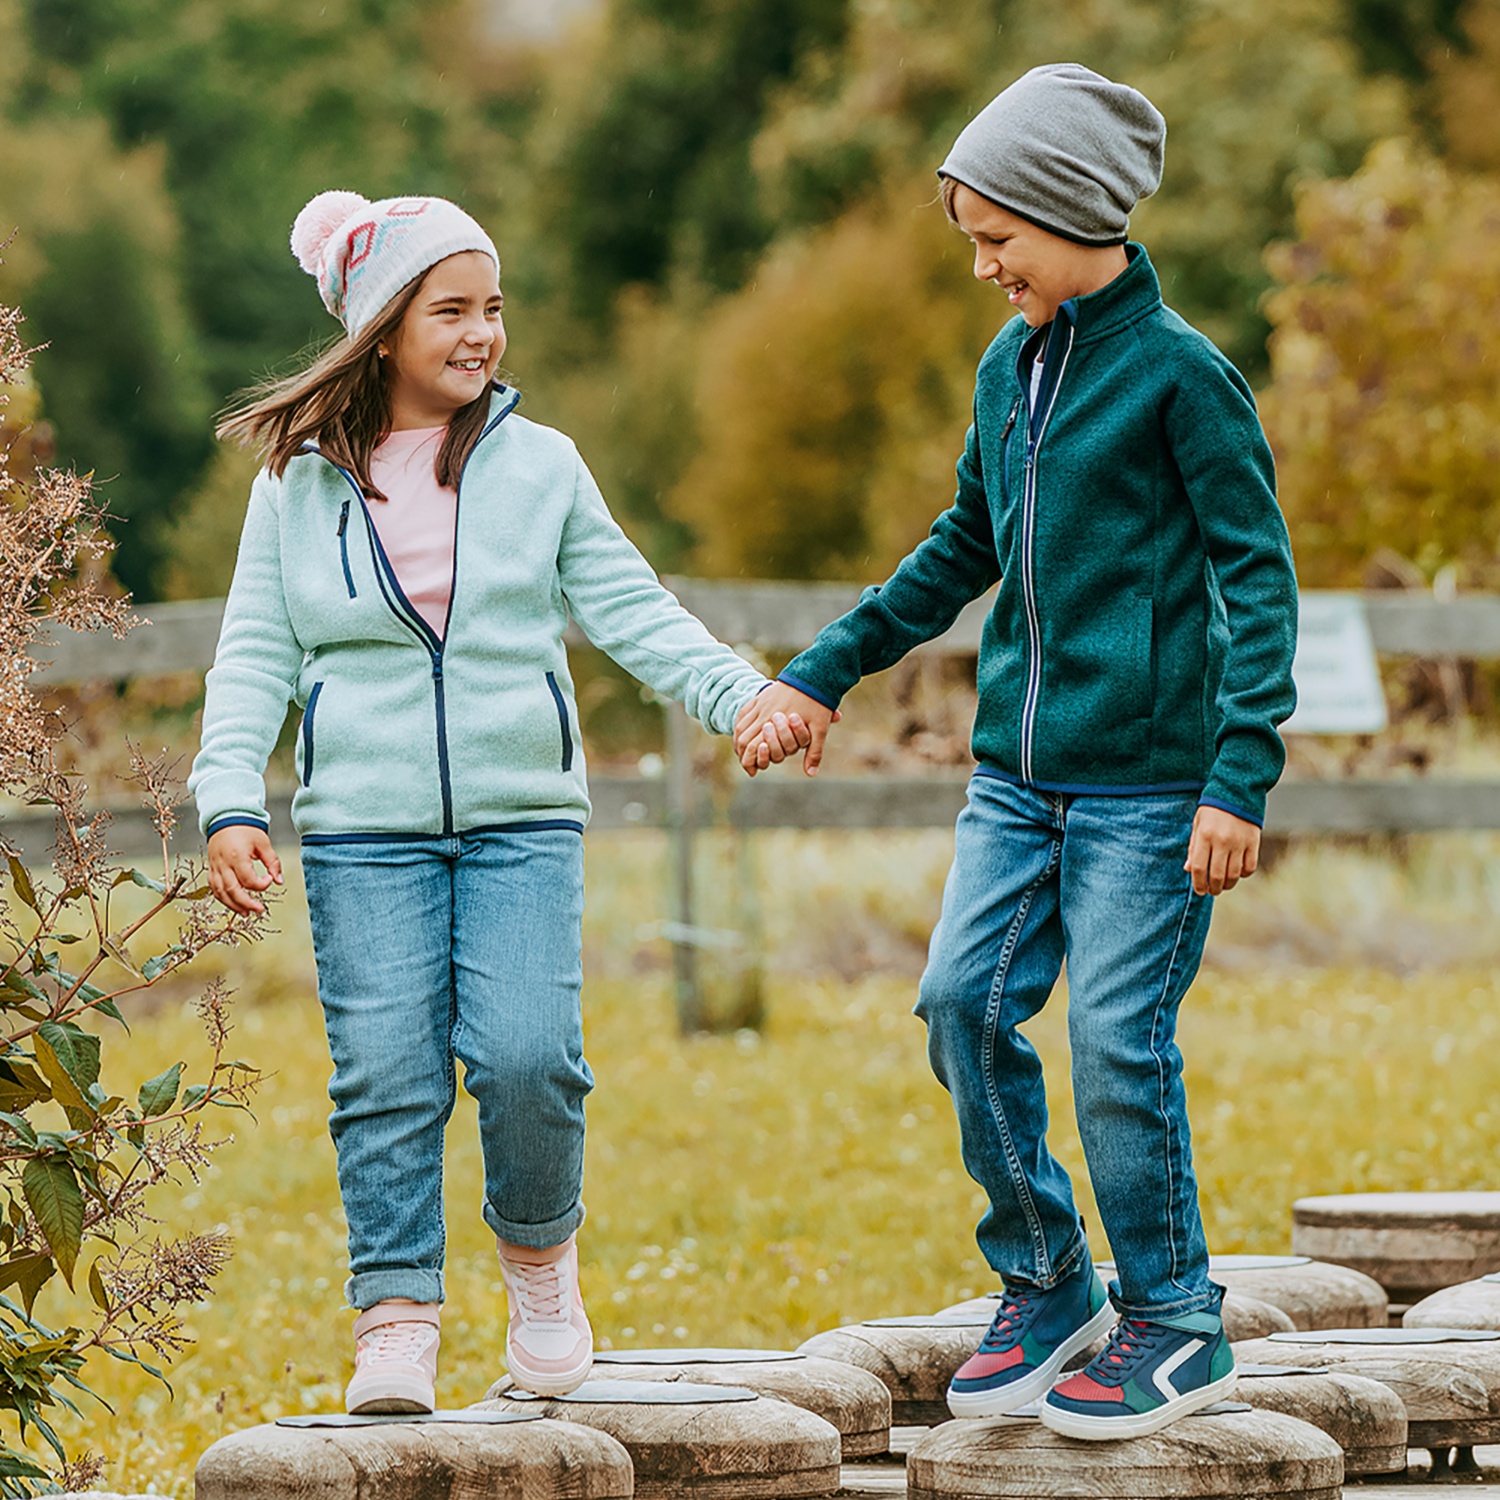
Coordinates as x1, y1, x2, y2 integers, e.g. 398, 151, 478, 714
736, 63, 1297, 1439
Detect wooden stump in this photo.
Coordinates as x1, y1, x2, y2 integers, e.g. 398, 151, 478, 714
194, 1413, 633, 1499
1210, 1254, 1388, 1330
478, 1379, 842, 1499
1219, 1293, 1295, 1341
1405, 1274, 1500, 1331
1232, 1327, 1500, 1449
1233, 1365, 1408, 1474
797, 1318, 987, 1425
905, 1408, 1343, 1499
1291, 1191, 1500, 1302
547, 1348, 893, 1458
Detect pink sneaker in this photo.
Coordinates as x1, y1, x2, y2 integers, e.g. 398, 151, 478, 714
496, 1233, 593, 1395
345, 1301, 441, 1414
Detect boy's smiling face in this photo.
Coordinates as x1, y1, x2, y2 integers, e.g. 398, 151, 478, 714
950, 183, 1126, 328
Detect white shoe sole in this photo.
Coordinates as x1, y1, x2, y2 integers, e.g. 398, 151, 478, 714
506, 1341, 593, 1398
946, 1300, 1116, 1419
345, 1374, 435, 1415
1039, 1366, 1237, 1440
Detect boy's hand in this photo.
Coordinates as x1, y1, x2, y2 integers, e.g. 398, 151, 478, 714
1184, 806, 1260, 897
207, 825, 283, 915
734, 684, 841, 777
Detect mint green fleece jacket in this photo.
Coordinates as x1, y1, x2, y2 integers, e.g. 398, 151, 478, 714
781, 246, 1298, 826
189, 386, 768, 841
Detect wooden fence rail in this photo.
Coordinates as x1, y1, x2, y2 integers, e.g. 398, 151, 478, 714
10, 581, 1500, 1027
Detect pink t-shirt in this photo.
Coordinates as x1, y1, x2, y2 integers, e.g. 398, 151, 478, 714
367, 426, 457, 638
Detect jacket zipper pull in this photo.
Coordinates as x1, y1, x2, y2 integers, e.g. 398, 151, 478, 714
432, 653, 443, 682
1000, 397, 1022, 444
337, 499, 349, 536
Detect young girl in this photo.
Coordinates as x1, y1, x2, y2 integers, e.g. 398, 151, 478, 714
190, 191, 768, 1413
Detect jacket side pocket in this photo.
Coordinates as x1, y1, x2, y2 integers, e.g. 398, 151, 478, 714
545, 671, 574, 772
301, 681, 324, 787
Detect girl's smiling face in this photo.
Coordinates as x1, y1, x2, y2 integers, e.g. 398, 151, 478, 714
382, 250, 505, 428
950, 183, 1126, 328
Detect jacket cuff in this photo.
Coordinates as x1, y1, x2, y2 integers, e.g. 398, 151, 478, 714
1196, 793, 1264, 829
777, 672, 840, 711
205, 815, 271, 839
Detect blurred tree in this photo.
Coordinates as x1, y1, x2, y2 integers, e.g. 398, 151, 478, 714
1261, 140, 1500, 587
7, 0, 530, 598
664, 179, 996, 579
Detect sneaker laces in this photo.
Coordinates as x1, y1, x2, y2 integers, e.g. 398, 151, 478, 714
507, 1256, 570, 1323
358, 1320, 434, 1362
978, 1290, 1034, 1352
1085, 1319, 1169, 1388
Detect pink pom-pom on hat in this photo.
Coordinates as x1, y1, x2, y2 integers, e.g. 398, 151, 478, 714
288, 188, 498, 336
290, 190, 371, 276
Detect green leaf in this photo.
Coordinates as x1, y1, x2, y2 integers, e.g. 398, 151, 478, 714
180, 884, 212, 900
0, 1251, 55, 1311
125, 1123, 144, 1151
48, 933, 83, 945
181, 1083, 209, 1110
128, 869, 166, 894
21, 1158, 82, 1289
36, 1022, 101, 1092
30, 1038, 92, 1126
0, 970, 46, 1003
0, 1448, 51, 1480
87, 1260, 110, 1314
5, 857, 38, 913
137, 1063, 182, 1117
0, 1114, 37, 1145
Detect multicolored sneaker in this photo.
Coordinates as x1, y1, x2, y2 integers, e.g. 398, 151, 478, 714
497, 1232, 593, 1396
1040, 1309, 1236, 1439
945, 1262, 1114, 1418
345, 1301, 441, 1414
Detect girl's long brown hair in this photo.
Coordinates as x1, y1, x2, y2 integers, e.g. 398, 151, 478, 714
216, 267, 495, 500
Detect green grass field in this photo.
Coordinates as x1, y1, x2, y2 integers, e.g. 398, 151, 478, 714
19, 828, 1500, 1493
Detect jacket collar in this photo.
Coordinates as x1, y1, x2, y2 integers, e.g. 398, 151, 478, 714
1067, 242, 1161, 344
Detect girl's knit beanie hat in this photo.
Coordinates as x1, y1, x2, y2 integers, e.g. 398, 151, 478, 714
290, 191, 499, 337
939, 64, 1165, 246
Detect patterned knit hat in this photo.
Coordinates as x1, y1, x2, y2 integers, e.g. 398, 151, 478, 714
290, 191, 499, 337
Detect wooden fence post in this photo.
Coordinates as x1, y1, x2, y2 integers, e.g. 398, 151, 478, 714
665, 702, 703, 1034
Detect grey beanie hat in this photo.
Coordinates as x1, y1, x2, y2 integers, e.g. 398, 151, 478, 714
938, 63, 1165, 246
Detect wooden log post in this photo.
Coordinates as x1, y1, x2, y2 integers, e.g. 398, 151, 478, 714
797, 1316, 990, 1426
1233, 1366, 1408, 1475
905, 1408, 1344, 1499
194, 1413, 633, 1500
478, 1379, 842, 1499
1231, 1328, 1500, 1452
573, 1348, 892, 1458
1209, 1255, 1388, 1331
1405, 1274, 1500, 1331
1291, 1192, 1500, 1304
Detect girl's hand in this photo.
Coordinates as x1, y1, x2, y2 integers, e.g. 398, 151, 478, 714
1184, 805, 1260, 897
207, 825, 284, 915
734, 684, 840, 777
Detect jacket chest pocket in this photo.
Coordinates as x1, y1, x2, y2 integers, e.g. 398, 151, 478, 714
545, 672, 574, 772
300, 681, 325, 786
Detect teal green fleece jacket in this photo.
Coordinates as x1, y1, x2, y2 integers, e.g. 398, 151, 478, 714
189, 386, 768, 841
781, 245, 1298, 825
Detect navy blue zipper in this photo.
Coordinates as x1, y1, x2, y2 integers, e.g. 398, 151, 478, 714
300, 681, 324, 786
337, 500, 356, 597
1015, 314, 1075, 784
307, 387, 523, 835
545, 671, 574, 772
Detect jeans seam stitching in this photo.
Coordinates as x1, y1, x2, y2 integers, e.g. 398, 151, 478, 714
981, 836, 1063, 1282
1150, 887, 1200, 1301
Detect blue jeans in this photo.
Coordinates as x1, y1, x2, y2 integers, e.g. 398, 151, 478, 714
916, 775, 1219, 1320
301, 829, 592, 1309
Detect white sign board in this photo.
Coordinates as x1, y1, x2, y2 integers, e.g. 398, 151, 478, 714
1283, 592, 1388, 735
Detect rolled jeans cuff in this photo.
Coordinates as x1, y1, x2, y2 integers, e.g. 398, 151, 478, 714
1108, 1278, 1225, 1323
485, 1198, 586, 1251
346, 1267, 445, 1310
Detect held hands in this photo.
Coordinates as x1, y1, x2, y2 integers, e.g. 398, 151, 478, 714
734, 683, 841, 777
207, 825, 284, 916
1184, 805, 1260, 897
